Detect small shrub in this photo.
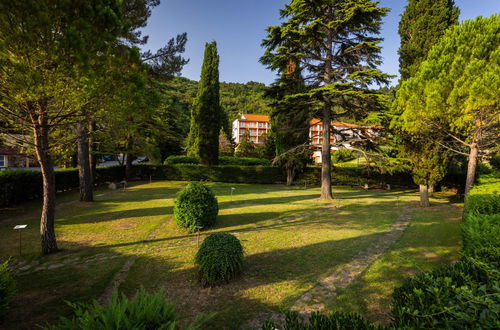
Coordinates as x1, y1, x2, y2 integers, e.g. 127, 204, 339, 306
46, 287, 212, 329
0, 261, 16, 319
262, 311, 383, 330
195, 232, 244, 286
174, 182, 218, 232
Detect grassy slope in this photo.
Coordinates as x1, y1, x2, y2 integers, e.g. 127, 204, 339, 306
0, 182, 462, 329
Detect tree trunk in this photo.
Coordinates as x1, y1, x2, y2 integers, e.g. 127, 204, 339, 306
89, 121, 97, 187
32, 110, 58, 254
125, 135, 134, 181
320, 29, 334, 201
419, 184, 430, 207
77, 119, 93, 202
320, 106, 334, 200
464, 141, 479, 196
286, 167, 293, 186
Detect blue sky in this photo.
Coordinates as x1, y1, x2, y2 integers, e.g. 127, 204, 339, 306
141, 0, 499, 85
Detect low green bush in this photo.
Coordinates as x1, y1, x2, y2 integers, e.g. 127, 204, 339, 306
195, 232, 244, 286
219, 156, 270, 166
174, 182, 218, 232
462, 213, 500, 255
164, 155, 200, 165
164, 155, 270, 166
392, 256, 500, 329
262, 311, 383, 330
45, 287, 212, 329
0, 261, 16, 319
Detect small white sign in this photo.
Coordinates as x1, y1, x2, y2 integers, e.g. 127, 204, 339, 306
14, 225, 27, 230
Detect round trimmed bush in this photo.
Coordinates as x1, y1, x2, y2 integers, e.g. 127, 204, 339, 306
174, 182, 218, 232
195, 232, 244, 286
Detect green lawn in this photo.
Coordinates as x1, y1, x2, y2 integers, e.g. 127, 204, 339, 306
0, 181, 462, 329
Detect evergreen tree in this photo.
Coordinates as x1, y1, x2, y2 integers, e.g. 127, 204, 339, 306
187, 42, 222, 166
394, 0, 459, 206
396, 15, 500, 196
262, 0, 389, 200
398, 0, 459, 80
267, 60, 311, 185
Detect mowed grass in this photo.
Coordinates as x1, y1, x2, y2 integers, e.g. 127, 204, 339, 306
0, 181, 462, 329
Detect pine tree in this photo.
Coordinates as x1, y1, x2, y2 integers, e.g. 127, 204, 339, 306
267, 61, 311, 185
262, 0, 390, 200
398, 0, 459, 80
187, 42, 222, 166
396, 15, 500, 196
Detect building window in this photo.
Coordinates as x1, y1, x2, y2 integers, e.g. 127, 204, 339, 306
240, 129, 246, 134
0, 155, 5, 167
249, 122, 255, 127
258, 122, 263, 128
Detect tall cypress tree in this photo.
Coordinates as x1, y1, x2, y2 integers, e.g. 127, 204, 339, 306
187, 42, 222, 165
394, 0, 460, 206
398, 0, 459, 80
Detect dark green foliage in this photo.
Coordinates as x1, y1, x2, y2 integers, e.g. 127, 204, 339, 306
174, 182, 218, 232
164, 155, 270, 166
0, 166, 126, 207
195, 232, 244, 286
262, 311, 383, 330
398, 0, 460, 80
164, 156, 200, 165
392, 257, 500, 329
462, 213, 500, 255
187, 42, 222, 165
463, 174, 500, 256
46, 287, 211, 329
465, 175, 500, 216
0, 261, 16, 319
490, 154, 500, 170
0, 170, 42, 206
331, 149, 357, 164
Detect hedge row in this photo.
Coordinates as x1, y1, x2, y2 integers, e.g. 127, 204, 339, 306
392, 172, 500, 328
302, 166, 415, 187
164, 155, 271, 166
0, 166, 125, 207
1, 164, 417, 207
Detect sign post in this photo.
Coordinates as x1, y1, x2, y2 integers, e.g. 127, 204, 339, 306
13, 225, 27, 256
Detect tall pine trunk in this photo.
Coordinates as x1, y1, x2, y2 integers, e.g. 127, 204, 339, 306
321, 107, 333, 200
32, 107, 58, 254
464, 140, 479, 196
320, 30, 334, 201
419, 184, 430, 207
77, 117, 93, 202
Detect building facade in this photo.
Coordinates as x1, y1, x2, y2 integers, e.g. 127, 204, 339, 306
232, 114, 383, 164
232, 114, 271, 144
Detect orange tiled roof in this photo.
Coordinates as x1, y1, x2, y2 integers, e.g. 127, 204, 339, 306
240, 114, 270, 122
310, 119, 361, 128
